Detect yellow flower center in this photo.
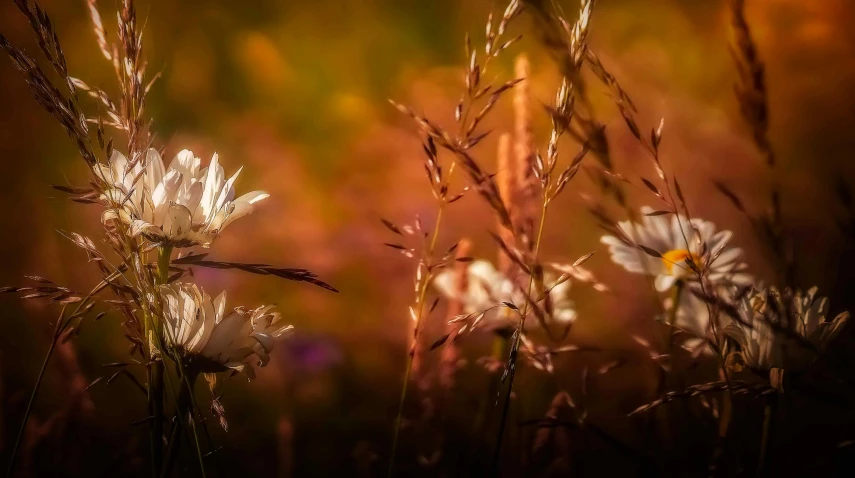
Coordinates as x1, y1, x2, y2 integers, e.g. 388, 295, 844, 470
661, 249, 702, 274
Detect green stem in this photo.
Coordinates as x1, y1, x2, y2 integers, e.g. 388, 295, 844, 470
161, 372, 197, 478
718, 370, 733, 441
157, 246, 173, 285
756, 400, 773, 477
6, 306, 66, 478
665, 281, 684, 352
150, 350, 163, 478
491, 199, 548, 475
655, 282, 684, 459
150, 244, 207, 478
492, 334, 508, 361
710, 366, 734, 472
157, 320, 208, 478
180, 373, 209, 478
388, 356, 414, 477
149, 246, 173, 478
388, 203, 447, 478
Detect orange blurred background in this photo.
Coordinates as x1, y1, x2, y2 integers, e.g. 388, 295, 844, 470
1, 0, 855, 475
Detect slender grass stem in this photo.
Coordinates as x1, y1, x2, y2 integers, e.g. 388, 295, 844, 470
388, 355, 414, 477
181, 375, 213, 477
491, 198, 548, 475
161, 373, 199, 478
150, 347, 164, 478
150, 244, 207, 477
6, 305, 67, 477
710, 366, 734, 472
756, 400, 773, 477
665, 281, 683, 351
492, 334, 508, 361
656, 282, 684, 459
149, 245, 173, 477
6, 285, 99, 477
157, 246, 173, 285
388, 164, 456, 477
156, 317, 208, 478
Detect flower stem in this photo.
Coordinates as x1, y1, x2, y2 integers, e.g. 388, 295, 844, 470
149, 245, 173, 477
388, 355, 414, 477
756, 399, 773, 477
161, 372, 198, 478
492, 333, 508, 361
491, 199, 548, 474
157, 246, 173, 285
6, 306, 66, 478
654, 281, 684, 458
710, 366, 734, 471
388, 183, 452, 477
665, 281, 684, 352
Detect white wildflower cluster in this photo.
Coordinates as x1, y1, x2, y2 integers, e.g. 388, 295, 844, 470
99, 147, 290, 376
601, 207, 848, 377
0, 1, 336, 472
433, 259, 577, 331
431, 259, 576, 372
725, 286, 849, 373
159, 283, 292, 377
99, 148, 268, 248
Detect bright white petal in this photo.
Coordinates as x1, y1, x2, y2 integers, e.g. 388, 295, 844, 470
655, 274, 677, 292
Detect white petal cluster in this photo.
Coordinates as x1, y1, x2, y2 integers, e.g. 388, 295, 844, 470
667, 292, 714, 345
99, 148, 269, 247
726, 286, 848, 371
433, 259, 576, 327
665, 286, 747, 355
160, 282, 292, 375
600, 206, 751, 292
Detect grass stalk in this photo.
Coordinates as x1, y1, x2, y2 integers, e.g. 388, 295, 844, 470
161, 372, 199, 478
665, 281, 684, 350
388, 165, 455, 476
756, 398, 773, 477
5, 305, 67, 477
148, 245, 173, 477
710, 366, 734, 472
491, 197, 548, 475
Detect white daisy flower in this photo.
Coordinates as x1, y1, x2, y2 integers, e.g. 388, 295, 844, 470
600, 206, 751, 292
726, 286, 849, 372
432, 259, 577, 328
665, 289, 736, 356
668, 291, 713, 342
159, 282, 292, 375
99, 148, 269, 248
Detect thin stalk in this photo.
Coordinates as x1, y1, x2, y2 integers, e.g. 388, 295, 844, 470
657, 279, 683, 400
491, 198, 548, 475
161, 420, 180, 478
718, 369, 734, 440
388, 164, 455, 477
710, 366, 734, 472
150, 344, 163, 478
655, 282, 684, 458
388, 355, 414, 477
161, 372, 198, 478
157, 246, 173, 285
149, 245, 173, 477
492, 334, 508, 361
180, 373, 211, 477
186, 406, 205, 477
756, 399, 773, 477
6, 305, 67, 477
665, 281, 684, 351
156, 312, 208, 478
150, 244, 207, 477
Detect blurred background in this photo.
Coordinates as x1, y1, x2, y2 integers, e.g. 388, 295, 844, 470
1, 0, 855, 476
